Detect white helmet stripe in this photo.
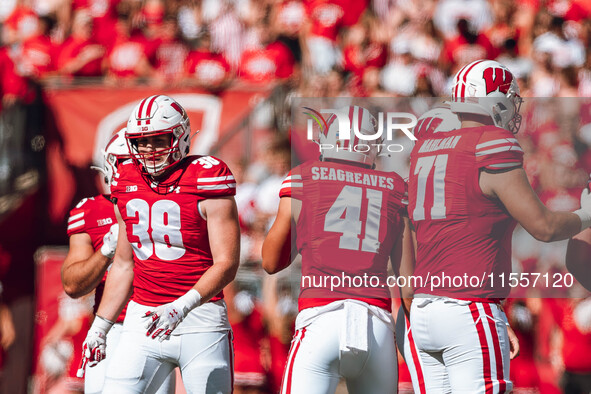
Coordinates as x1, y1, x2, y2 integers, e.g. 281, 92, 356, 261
143, 95, 158, 125
460, 60, 485, 98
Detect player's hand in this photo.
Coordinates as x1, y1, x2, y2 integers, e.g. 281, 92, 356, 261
76, 315, 114, 377
507, 324, 520, 360
142, 289, 202, 342
100, 224, 119, 258
143, 302, 184, 342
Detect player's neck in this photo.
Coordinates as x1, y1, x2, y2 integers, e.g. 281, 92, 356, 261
459, 113, 495, 128
324, 158, 372, 169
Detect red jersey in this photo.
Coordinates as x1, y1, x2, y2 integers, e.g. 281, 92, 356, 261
280, 160, 407, 312
57, 37, 104, 77
408, 126, 524, 300
71, 0, 119, 47
67, 194, 126, 323
239, 41, 294, 83
185, 50, 230, 85
548, 298, 591, 373
21, 35, 56, 78
306, 0, 345, 41
105, 39, 148, 78
111, 156, 236, 306
231, 307, 268, 387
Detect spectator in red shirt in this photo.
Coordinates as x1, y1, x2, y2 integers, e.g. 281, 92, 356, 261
302, 0, 346, 74
19, 16, 57, 80
70, 0, 120, 48
262, 275, 296, 394
548, 297, 591, 393
226, 282, 269, 393
102, 13, 155, 85
57, 10, 105, 78
0, 46, 27, 113
441, 18, 498, 74
238, 28, 295, 85
184, 31, 232, 91
150, 17, 189, 87
3, 5, 39, 45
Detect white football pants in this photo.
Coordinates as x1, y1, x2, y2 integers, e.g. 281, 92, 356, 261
103, 301, 233, 394
280, 300, 397, 394
410, 298, 512, 393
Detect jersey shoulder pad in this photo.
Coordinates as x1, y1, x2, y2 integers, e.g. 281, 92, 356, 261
279, 166, 303, 199
67, 197, 96, 236
279, 163, 310, 199
110, 159, 136, 195
475, 127, 524, 171
191, 155, 236, 197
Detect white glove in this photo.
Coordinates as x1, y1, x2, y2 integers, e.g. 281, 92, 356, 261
100, 224, 119, 258
76, 315, 114, 377
574, 187, 591, 231
142, 289, 201, 342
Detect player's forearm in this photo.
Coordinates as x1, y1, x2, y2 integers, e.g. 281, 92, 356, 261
96, 262, 133, 321
532, 211, 584, 242
194, 259, 239, 304
262, 232, 293, 274
262, 198, 295, 274
61, 251, 111, 298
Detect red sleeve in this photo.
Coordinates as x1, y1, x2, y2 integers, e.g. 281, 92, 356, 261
185, 51, 198, 74
0, 49, 27, 98
279, 170, 300, 198
67, 199, 91, 236
270, 42, 294, 79
194, 156, 236, 198
475, 128, 524, 171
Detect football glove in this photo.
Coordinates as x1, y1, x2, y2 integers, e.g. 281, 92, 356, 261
76, 315, 114, 377
100, 224, 119, 259
142, 289, 201, 342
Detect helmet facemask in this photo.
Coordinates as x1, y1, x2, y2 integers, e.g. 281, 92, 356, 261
126, 127, 185, 177
126, 95, 193, 182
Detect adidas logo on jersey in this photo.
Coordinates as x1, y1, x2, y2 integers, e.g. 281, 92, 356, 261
126, 185, 138, 192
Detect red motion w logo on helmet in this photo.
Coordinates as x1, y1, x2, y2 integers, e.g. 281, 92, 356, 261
483, 68, 513, 95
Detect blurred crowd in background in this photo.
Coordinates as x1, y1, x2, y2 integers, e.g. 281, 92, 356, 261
0, 0, 591, 393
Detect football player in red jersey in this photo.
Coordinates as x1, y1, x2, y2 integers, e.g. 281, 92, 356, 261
407, 59, 591, 393
63, 130, 175, 393
396, 105, 460, 394
262, 105, 414, 394
81, 95, 239, 393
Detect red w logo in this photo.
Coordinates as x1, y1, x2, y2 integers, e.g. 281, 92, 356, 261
483, 68, 513, 95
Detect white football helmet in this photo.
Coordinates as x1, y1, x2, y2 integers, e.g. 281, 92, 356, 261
414, 104, 461, 139
103, 128, 130, 186
92, 128, 130, 192
126, 95, 192, 176
450, 59, 522, 133
319, 105, 381, 167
